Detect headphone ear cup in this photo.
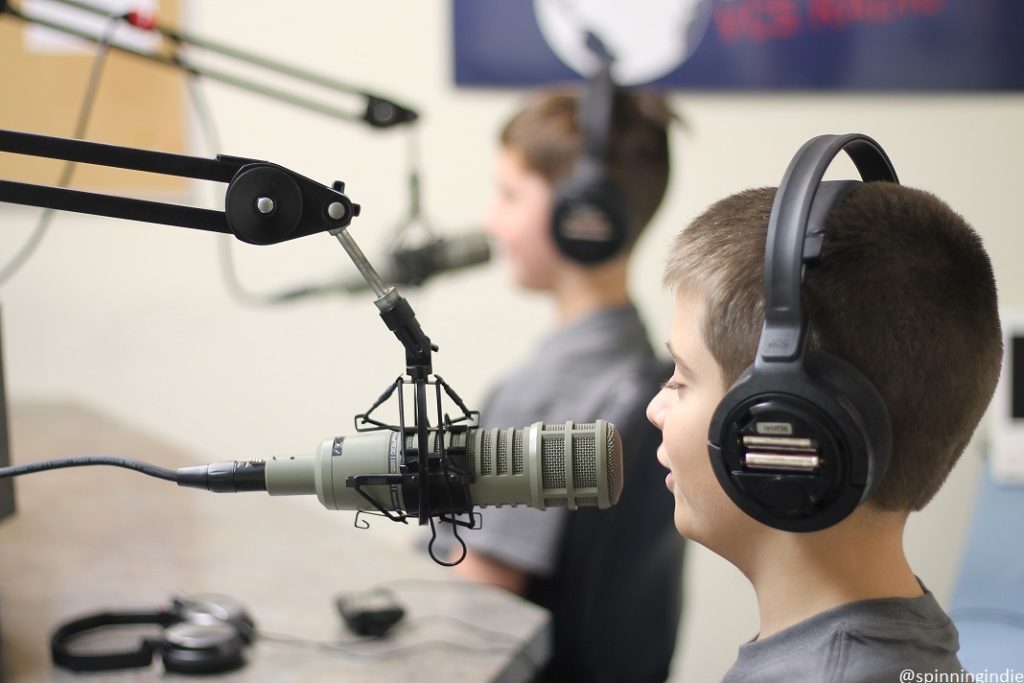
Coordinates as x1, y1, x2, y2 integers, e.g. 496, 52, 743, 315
174, 594, 257, 644
803, 350, 892, 497
161, 622, 246, 675
708, 353, 891, 532
51, 596, 255, 675
551, 161, 631, 264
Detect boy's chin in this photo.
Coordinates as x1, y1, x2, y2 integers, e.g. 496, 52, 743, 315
674, 501, 734, 552
673, 503, 700, 541
511, 271, 556, 291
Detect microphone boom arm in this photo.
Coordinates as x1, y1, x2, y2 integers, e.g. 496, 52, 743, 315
0, 126, 460, 532
0, 129, 360, 245
0, 128, 437, 377
0, 0, 418, 128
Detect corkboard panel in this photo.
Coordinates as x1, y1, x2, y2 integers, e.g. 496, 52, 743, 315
0, 1, 186, 194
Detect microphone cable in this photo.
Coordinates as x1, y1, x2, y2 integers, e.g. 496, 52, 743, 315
193, 104, 451, 306
180, 70, 295, 307
0, 453, 264, 493
255, 583, 541, 675
1, 462, 542, 673
257, 626, 537, 665
186, 71, 369, 307
0, 10, 123, 289
182, 73, 284, 307
0, 455, 177, 482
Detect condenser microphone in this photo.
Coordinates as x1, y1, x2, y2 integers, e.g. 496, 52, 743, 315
177, 420, 623, 514
271, 232, 491, 301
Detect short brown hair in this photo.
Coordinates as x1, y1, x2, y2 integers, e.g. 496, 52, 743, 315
665, 183, 1002, 512
500, 88, 675, 247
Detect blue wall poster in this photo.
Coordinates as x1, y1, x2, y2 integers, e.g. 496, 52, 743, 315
453, 0, 1024, 91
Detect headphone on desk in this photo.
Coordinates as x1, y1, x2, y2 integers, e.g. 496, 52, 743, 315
707, 133, 899, 533
51, 593, 255, 674
550, 57, 632, 265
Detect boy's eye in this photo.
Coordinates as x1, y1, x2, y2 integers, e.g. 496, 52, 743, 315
662, 379, 685, 393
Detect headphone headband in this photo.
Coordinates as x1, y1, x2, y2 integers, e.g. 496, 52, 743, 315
759, 134, 898, 364
709, 132, 897, 532
579, 58, 614, 163
549, 44, 633, 265
50, 595, 253, 675
51, 610, 176, 671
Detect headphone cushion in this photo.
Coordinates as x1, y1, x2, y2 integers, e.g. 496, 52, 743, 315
174, 594, 257, 644
708, 352, 891, 531
802, 350, 892, 492
161, 622, 246, 675
551, 162, 631, 264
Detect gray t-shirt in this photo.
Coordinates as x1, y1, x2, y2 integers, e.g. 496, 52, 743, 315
464, 303, 657, 575
722, 586, 968, 683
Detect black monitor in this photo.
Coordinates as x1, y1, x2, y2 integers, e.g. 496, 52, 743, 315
0, 306, 10, 681
0, 306, 12, 524
1013, 334, 1024, 421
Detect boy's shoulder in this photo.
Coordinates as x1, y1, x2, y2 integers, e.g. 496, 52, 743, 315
722, 588, 968, 683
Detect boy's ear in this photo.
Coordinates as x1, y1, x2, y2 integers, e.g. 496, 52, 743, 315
705, 134, 898, 534
551, 160, 630, 264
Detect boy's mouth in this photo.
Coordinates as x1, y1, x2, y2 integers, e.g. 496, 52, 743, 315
656, 445, 671, 471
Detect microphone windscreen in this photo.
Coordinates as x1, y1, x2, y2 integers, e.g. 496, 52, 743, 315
462, 420, 622, 511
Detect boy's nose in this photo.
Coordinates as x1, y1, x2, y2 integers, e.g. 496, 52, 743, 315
646, 393, 664, 430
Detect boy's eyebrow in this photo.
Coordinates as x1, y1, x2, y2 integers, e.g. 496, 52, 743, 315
665, 342, 695, 379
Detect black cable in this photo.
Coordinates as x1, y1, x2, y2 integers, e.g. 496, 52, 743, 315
256, 618, 536, 663
0, 456, 178, 483
340, 579, 544, 672
335, 584, 527, 648
185, 76, 266, 305
258, 628, 532, 662
200, 100, 434, 307
258, 612, 541, 675
0, 11, 122, 288
185, 74, 308, 307
390, 128, 437, 247
410, 613, 528, 648
377, 577, 504, 592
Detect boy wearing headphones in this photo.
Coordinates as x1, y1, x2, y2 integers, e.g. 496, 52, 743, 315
646, 154, 1002, 681
453, 85, 685, 682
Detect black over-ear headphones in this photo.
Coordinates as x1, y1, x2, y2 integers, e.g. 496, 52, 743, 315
550, 56, 632, 265
708, 133, 898, 532
51, 594, 256, 675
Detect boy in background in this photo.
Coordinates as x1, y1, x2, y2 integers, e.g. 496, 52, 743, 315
455, 83, 686, 683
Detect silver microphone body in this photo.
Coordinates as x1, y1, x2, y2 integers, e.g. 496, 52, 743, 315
264, 420, 623, 512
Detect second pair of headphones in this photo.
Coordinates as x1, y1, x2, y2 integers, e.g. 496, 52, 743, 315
708, 133, 899, 532
550, 48, 632, 265
51, 593, 256, 675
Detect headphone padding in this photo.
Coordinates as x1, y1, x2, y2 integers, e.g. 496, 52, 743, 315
552, 160, 631, 264
708, 352, 891, 532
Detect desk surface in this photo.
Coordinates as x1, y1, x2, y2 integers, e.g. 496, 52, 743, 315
0, 402, 549, 683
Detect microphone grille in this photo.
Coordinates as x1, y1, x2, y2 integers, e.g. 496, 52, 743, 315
607, 423, 623, 505
475, 429, 526, 476
538, 421, 623, 509
454, 421, 623, 510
